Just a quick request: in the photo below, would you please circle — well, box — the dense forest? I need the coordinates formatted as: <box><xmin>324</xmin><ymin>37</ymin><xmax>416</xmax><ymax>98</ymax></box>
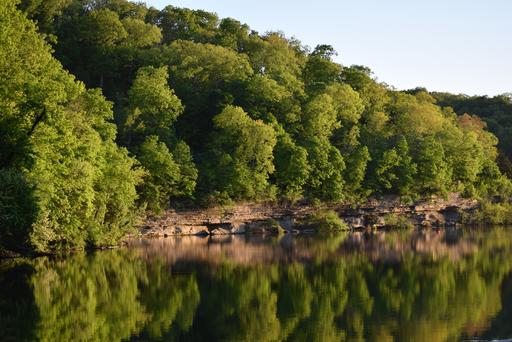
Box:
<box><xmin>430</xmin><ymin>92</ymin><xmax>512</xmax><ymax>177</ymax></box>
<box><xmin>1</xmin><ymin>0</ymin><xmax>511</xmax><ymax>253</ymax></box>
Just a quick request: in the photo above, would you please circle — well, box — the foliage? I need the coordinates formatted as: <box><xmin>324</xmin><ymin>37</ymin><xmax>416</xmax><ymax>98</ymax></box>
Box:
<box><xmin>123</xmin><ymin>65</ymin><xmax>183</xmax><ymax>146</ymax></box>
<box><xmin>0</xmin><ymin>0</ymin><xmax>142</xmax><ymax>253</ymax></box>
<box><xmin>263</xmin><ymin>219</ymin><xmax>286</xmax><ymax>235</ymax></box>
<box><xmin>202</xmin><ymin>105</ymin><xmax>277</xmax><ymax>201</ymax></box>
<box><xmin>0</xmin><ymin>169</ymin><xmax>37</xmax><ymax>252</ymax></box>
<box><xmin>305</xmin><ymin>209</ymin><xmax>349</xmax><ymax>232</ymax></box>
<box><xmin>273</xmin><ymin>129</ymin><xmax>310</xmax><ymax>201</ymax></box>
<box><xmin>430</xmin><ymin>91</ymin><xmax>512</xmax><ymax>175</ymax></box>
<box><xmin>28</xmin><ymin>0</ymin><xmax>508</xmax><ymax>208</ymax></box>
<box><xmin>136</xmin><ymin>136</ymin><xmax>180</xmax><ymax>214</ymax></box>
<box><xmin>463</xmin><ymin>200</ymin><xmax>512</xmax><ymax>225</ymax></box>
<box><xmin>2</xmin><ymin>0</ymin><xmax>511</xmax><ymax>252</ymax></box>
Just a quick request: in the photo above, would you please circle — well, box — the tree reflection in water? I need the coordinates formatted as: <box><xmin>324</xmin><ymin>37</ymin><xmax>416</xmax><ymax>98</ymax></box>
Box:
<box><xmin>1</xmin><ymin>227</ymin><xmax>512</xmax><ymax>342</ymax></box>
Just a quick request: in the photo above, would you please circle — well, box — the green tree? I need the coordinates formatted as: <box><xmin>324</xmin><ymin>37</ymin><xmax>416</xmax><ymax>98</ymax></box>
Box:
<box><xmin>137</xmin><ymin>136</ymin><xmax>181</xmax><ymax>213</ymax></box>
<box><xmin>394</xmin><ymin>136</ymin><xmax>417</xmax><ymax>196</ymax></box>
<box><xmin>0</xmin><ymin>0</ymin><xmax>142</xmax><ymax>253</ymax></box>
<box><xmin>171</xmin><ymin>141</ymin><xmax>198</xmax><ymax>198</ymax></box>
<box><xmin>343</xmin><ymin>146</ymin><xmax>371</xmax><ymax>198</ymax></box>
<box><xmin>158</xmin><ymin>5</ymin><xmax>219</xmax><ymax>44</ymax></box>
<box><xmin>414</xmin><ymin>136</ymin><xmax>451</xmax><ymax>195</ymax></box>
<box><xmin>245</xmin><ymin>32</ymin><xmax>306</xmax><ymax>98</ymax></box>
<box><xmin>215</xmin><ymin>17</ymin><xmax>250</xmax><ymax>51</ymax></box>
<box><xmin>123</xmin><ymin>66</ymin><xmax>184</xmax><ymax>146</ymax></box>
<box><xmin>18</xmin><ymin>0</ymin><xmax>71</xmax><ymax>33</ymax></box>
<box><xmin>273</xmin><ymin>129</ymin><xmax>310</xmax><ymax>200</ymax></box>
<box><xmin>121</xmin><ymin>17</ymin><xmax>161</xmax><ymax>48</ymax></box>
<box><xmin>303</xmin><ymin>44</ymin><xmax>342</xmax><ymax>95</ymax></box>
<box><xmin>203</xmin><ymin>105</ymin><xmax>277</xmax><ymax>201</ymax></box>
<box><xmin>300</xmin><ymin>94</ymin><xmax>346</xmax><ymax>201</ymax></box>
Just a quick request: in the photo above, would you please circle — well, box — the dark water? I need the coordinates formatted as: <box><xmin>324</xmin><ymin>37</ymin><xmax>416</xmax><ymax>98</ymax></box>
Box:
<box><xmin>1</xmin><ymin>228</ymin><xmax>512</xmax><ymax>342</ymax></box>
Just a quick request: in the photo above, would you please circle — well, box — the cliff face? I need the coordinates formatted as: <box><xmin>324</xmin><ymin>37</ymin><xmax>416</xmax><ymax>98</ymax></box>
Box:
<box><xmin>137</xmin><ymin>194</ymin><xmax>479</xmax><ymax>238</ymax></box>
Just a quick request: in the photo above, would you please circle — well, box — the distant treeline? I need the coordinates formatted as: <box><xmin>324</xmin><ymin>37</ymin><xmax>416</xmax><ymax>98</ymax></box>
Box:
<box><xmin>430</xmin><ymin>92</ymin><xmax>512</xmax><ymax>176</ymax></box>
<box><xmin>1</xmin><ymin>0</ymin><xmax>511</xmax><ymax>253</ymax></box>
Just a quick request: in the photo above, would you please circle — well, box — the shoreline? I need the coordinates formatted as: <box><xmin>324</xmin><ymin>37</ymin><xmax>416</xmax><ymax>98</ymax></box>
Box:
<box><xmin>137</xmin><ymin>193</ymin><xmax>479</xmax><ymax>238</ymax></box>
<box><xmin>0</xmin><ymin>194</ymin><xmax>485</xmax><ymax>259</ymax></box>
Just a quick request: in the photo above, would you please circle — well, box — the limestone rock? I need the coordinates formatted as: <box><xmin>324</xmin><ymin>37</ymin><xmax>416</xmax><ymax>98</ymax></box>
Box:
<box><xmin>344</xmin><ymin>216</ymin><xmax>365</xmax><ymax>229</ymax></box>
<box><xmin>229</xmin><ymin>222</ymin><xmax>246</xmax><ymax>234</ymax></box>
<box><xmin>210</xmin><ymin>227</ymin><xmax>231</xmax><ymax>235</ymax></box>
<box><xmin>175</xmin><ymin>225</ymin><xmax>209</xmax><ymax>235</ymax></box>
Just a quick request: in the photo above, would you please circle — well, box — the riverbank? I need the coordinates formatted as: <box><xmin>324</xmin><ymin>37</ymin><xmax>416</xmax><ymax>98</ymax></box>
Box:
<box><xmin>0</xmin><ymin>193</ymin><xmax>482</xmax><ymax>259</ymax></box>
<box><xmin>137</xmin><ymin>193</ymin><xmax>479</xmax><ymax>238</ymax></box>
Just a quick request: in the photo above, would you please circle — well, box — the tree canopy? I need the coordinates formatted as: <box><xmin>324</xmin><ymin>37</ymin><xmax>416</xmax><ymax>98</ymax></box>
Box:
<box><xmin>0</xmin><ymin>0</ymin><xmax>510</xmax><ymax>253</ymax></box>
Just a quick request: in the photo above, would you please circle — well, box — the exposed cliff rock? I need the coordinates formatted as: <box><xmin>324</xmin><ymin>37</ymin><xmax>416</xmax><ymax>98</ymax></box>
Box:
<box><xmin>136</xmin><ymin>193</ymin><xmax>478</xmax><ymax>238</ymax></box>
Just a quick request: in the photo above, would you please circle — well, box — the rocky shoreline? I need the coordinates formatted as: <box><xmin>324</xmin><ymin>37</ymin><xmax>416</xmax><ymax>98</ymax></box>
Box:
<box><xmin>137</xmin><ymin>194</ymin><xmax>479</xmax><ymax>238</ymax></box>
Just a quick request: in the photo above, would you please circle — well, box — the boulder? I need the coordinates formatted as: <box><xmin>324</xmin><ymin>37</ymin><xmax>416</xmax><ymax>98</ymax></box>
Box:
<box><xmin>278</xmin><ymin>216</ymin><xmax>295</xmax><ymax>230</ymax></box>
<box><xmin>228</xmin><ymin>222</ymin><xmax>246</xmax><ymax>234</ymax></box>
<box><xmin>424</xmin><ymin>212</ymin><xmax>445</xmax><ymax>226</ymax></box>
<box><xmin>245</xmin><ymin>222</ymin><xmax>266</xmax><ymax>234</ymax></box>
<box><xmin>175</xmin><ymin>225</ymin><xmax>210</xmax><ymax>235</ymax></box>
<box><xmin>210</xmin><ymin>227</ymin><xmax>231</xmax><ymax>235</ymax></box>
<box><xmin>160</xmin><ymin>227</ymin><xmax>174</xmax><ymax>237</ymax></box>
<box><xmin>191</xmin><ymin>226</ymin><xmax>210</xmax><ymax>236</ymax></box>
<box><xmin>344</xmin><ymin>216</ymin><xmax>365</xmax><ymax>229</ymax></box>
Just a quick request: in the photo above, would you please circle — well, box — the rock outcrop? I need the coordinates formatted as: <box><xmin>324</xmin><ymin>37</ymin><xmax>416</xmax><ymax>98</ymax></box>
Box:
<box><xmin>136</xmin><ymin>193</ymin><xmax>478</xmax><ymax>238</ymax></box>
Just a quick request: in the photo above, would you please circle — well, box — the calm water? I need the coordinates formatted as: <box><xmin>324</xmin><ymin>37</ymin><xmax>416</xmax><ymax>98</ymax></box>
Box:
<box><xmin>1</xmin><ymin>228</ymin><xmax>512</xmax><ymax>342</ymax></box>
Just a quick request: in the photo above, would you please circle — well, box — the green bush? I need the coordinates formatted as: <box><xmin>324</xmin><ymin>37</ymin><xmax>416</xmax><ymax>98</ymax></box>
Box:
<box><xmin>306</xmin><ymin>209</ymin><xmax>349</xmax><ymax>232</ymax></box>
<box><xmin>264</xmin><ymin>219</ymin><xmax>286</xmax><ymax>235</ymax></box>
<box><xmin>464</xmin><ymin>200</ymin><xmax>512</xmax><ymax>225</ymax></box>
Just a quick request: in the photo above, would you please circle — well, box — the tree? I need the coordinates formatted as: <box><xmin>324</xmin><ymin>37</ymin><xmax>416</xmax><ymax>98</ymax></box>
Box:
<box><xmin>121</xmin><ymin>17</ymin><xmax>161</xmax><ymax>48</ymax></box>
<box><xmin>343</xmin><ymin>146</ymin><xmax>371</xmax><ymax>199</ymax></box>
<box><xmin>203</xmin><ymin>106</ymin><xmax>277</xmax><ymax>201</ymax></box>
<box><xmin>245</xmin><ymin>32</ymin><xmax>306</xmax><ymax>98</ymax></box>
<box><xmin>158</xmin><ymin>5</ymin><xmax>219</xmax><ymax>44</ymax></box>
<box><xmin>273</xmin><ymin>129</ymin><xmax>310</xmax><ymax>200</ymax></box>
<box><xmin>215</xmin><ymin>17</ymin><xmax>250</xmax><ymax>51</ymax></box>
<box><xmin>137</xmin><ymin>136</ymin><xmax>181</xmax><ymax>213</ymax></box>
<box><xmin>325</xmin><ymin>83</ymin><xmax>364</xmax><ymax>126</ymax></box>
<box><xmin>413</xmin><ymin>136</ymin><xmax>451</xmax><ymax>195</ymax></box>
<box><xmin>299</xmin><ymin>94</ymin><xmax>346</xmax><ymax>201</ymax></box>
<box><xmin>18</xmin><ymin>0</ymin><xmax>72</xmax><ymax>33</ymax></box>
<box><xmin>123</xmin><ymin>66</ymin><xmax>184</xmax><ymax>146</ymax></box>
<box><xmin>123</xmin><ymin>66</ymin><xmax>197</xmax><ymax>210</ymax></box>
<box><xmin>394</xmin><ymin>136</ymin><xmax>417</xmax><ymax>196</ymax></box>
<box><xmin>81</xmin><ymin>8</ymin><xmax>127</xmax><ymax>47</ymax></box>
<box><xmin>141</xmin><ymin>40</ymin><xmax>254</xmax><ymax>148</ymax></box>
<box><xmin>171</xmin><ymin>141</ymin><xmax>198</xmax><ymax>199</ymax></box>
<box><xmin>303</xmin><ymin>45</ymin><xmax>342</xmax><ymax>95</ymax></box>
<box><xmin>240</xmin><ymin>74</ymin><xmax>300</xmax><ymax>128</ymax></box>
<box><xmin>0</xmin><ymin>0</ymin><xmax>142</xmax><ymax>253</ymax></box>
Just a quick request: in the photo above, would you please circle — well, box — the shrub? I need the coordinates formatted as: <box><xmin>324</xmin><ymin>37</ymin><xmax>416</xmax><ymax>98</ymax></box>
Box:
<box><xmin>264</xmin><ymin>219</ymin><xmax>286</xmax><ymax>235</ymax></box>
<box><xmin>464</xmin><ymin>200</ymin><xmax>512</xmax><ymax>225</ymax></box>
<box><xmin>306</xmin><ymin>209</ymin><xmax>349</xmax><ymax>232</ymax></box>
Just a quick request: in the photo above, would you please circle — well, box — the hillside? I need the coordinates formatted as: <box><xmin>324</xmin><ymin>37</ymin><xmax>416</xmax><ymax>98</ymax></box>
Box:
<box><xmin>1</xmin><ymin>0</ymin><xmax>511</xmax><ymax>253</ymax></box>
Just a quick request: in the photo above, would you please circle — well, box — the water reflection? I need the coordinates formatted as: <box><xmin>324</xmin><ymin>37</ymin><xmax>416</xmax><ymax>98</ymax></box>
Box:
<box><xmin>1</xmin><ymin>228</ymin><xmax>512</xmax><ymax>341</ymax></box>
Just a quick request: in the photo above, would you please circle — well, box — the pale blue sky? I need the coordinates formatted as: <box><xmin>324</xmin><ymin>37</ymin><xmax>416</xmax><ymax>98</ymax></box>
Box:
<box><xmin>144</xmin><ymin>0</ymin><xmax>511</xmax><ymax>96</ymax></box>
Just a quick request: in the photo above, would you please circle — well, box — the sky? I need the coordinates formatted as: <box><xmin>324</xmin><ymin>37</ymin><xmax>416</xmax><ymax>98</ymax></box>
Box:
<box><xmin>144</xmin><ymin>0</ymin><xmax>511</xmax><ymax>96</ymax></box>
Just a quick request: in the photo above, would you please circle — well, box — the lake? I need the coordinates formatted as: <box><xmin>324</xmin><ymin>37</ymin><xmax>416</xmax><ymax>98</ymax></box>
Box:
<box><xmin>1</xmin><ymin>227</ymin><xmax>512</xmax><ymax>341</ymax></box>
